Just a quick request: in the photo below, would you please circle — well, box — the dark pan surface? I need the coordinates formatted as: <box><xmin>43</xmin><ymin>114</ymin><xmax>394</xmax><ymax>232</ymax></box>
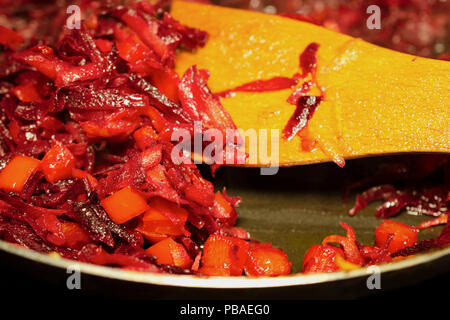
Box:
<box><xmin>0</xmin><ymin>155</ymin><xmax>448</xmax><ymax>299</ymax></box>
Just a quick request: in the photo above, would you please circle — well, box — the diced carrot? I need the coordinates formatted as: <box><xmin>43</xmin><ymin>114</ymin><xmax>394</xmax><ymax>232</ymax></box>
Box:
<box><xmin>198</xmin><ymin>235</ymin><xmax>249</xmax><ymax>276</ymax></box>
<box><xmin>213</xmin><ymin>191</ymin><xmax>233</xmax><ymax>216</ymax></box>
<box><xmin>0</xmin><ymin>155</ymin><xmax>40</xmax><ymax>193</ymax></box>
<box><xmin>146</xmin><ymin>238</ymin><xmax>192</xmax><ymax>268</ymax></box>
<box><xmin>212</xmin><ymin>191</ymin><xmax>237</xmax><ymax>226</ymax></box>
<box><xmin>244</xmin><ymin>244</ymin><xmax>291</xmax><ymax>276</ymax></box>
<box><xmin>375</xmin><ymin>220</ymin><xmax>418</xmax><ymax>255</ymax></box>
<box><xmin>147</xmin><ymin>197</ymin><xmax>189</xmax><ymax>225</ymax></box>
<box><xmin>40</xmin><ymin>141</ymin><xmax>75</xmax><ymax>183</ymax></box>
<box><xmin>61</xmin><ymin>222</ymin><xmax>91</xmax><ymax>249</ymax></box>
<box><xmin>221</xmin><ymin>226</ymin><xmax>250</xmax><ymax>240</ymax></box>
<box><xmin>133</xmin><ymin>126</ymin><xmax>158</xmax><ymax>150</ymax></box>
<box><xmin>141</xmin><ymin>208</ymin><xmax>184</xmax><ymax>236</ymax></box>
<box><xmin>136</xmin><ymin>225</ymin><xmax>169</xmax><ymax>243</ymax></box>
<box><xmin>138</xmin><ymin>197</ymin><xmax>189</xmax><ymax>239</ymax></box>
<box><xmin>302</xmin><ymin>244</ymin><xmax>345</xmax><ymax>273</ymax></box>
<box><xmin>101</xmin><ymin>186</ymin><xmax>148</xmax><ymax>224</ymax></box>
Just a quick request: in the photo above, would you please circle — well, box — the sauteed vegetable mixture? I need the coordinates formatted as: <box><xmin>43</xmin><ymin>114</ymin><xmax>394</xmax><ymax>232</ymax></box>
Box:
<box><xmin>0</xmin><ymin>0</ymin><xmax>448</xmax><ymax>276</ymax></box>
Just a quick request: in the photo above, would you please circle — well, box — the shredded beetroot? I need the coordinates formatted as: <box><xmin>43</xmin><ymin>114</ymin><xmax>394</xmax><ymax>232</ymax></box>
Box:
<box><xmin>215</xmin><ymin>75</ymin><xmax>301</xmax><ymax>98</ymax></box>
<box><xmin>0</xmin><ymin>0</ymin><xmax>261</xmax><ymax>275</ymax></box>
<box><xmin>349</xmin><ymin>185</ymin><xmax>449</xmax><ymax>219</ymax></box>
<box><xmin>287</xmin><ymin>81</ymin><xmax>313</xmax><ymax>105</ymax></box>
<box><xmin>392</xmin><ymin>214</ymin><xmax>450</xmax><ymax>257</ymax></box>
<box><xmin>348</xmin><ymin>155</ymin><xmax>449</xmax><ymax>219</ymax></box>
<box><xmin>214</xmin><ymin>42</ymin><xmax>323</xmax><ymax>148</ymax></box>
<box><xmin>178</xmin><ymin>65</ymin><xmax>238</xmax><ymax>134</ymax></box>
<box><xmin>283</xmin><ymin>96</ymin><xmax>322</xmax><ymax>141</ymax></box>
<box><xmin>299</xmin><ymin>42</ymin><xmax>320</xmax><ymax>77</ymax></box>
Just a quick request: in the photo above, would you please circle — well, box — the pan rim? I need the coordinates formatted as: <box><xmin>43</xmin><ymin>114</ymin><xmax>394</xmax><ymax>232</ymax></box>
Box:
<box><xmin>1</xmin><ymin>239</ymin><xmax>449</xmax><ymax>289</ymax></box>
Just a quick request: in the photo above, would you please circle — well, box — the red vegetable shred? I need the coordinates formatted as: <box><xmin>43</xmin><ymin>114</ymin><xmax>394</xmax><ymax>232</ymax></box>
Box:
<box><xmin>299</xmin><ymin>42</ymin><xmax>320</xmax><ymax>77</ymax></box>
<box><xmin>283</xmin><ymin>96</ymin><xmax>322</xmax><ymax>141</ymax></box>
<box><xmin>215</xmin><ymin>75</ymin><xmax>301</xmax><ymax>98</ymax></box>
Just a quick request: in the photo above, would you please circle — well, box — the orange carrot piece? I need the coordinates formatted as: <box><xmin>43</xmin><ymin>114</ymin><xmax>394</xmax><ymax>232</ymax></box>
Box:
<box><xmin>147</xmin><ymin>197</ymin><xmax>189</xmax><ymax>225</ymax></box>
<box><xmin>138</xmin><ymin>197</ymin><xmax>189</xmax><ymax>239</ymax></box>
<box><xmin>375</xmin><ymin>220</ymin><xmax>418</xmax><ymax>255</ymax></box>
<box><xmin>136</xmin><ymin>225</ymin><xmax>169</xmax><ymax>243</ymax></box>
<box><xmin>0</xmin><ymin>155</ymin><xmax>40</xmax><ymax>193</ymax></box>
<box><xmin>140</xmin><ymin>207</ymin><xmax>185</xmax><ymax>236</ymax></box>
<box><xmin>198</xmin><ymin>234</ymin><xmax>249</xmax><ymax>276</ymax></box>
<box><xmin>302</xmin><ymin>244</ymin><xmax>345</xmax><ymax>273</ymax></box>
<box><xmin>244</xmin><ymin>244</ymin><xmax>291</xmax><ymax>276</ymax></box>
<box><xmin>101</xmin><ymin>186</ymin><xmax>148</xmax><ymax>224</ymax></box>
<box><xmin>146</xmin><ymin>238</ymin><xmax>192</xmax><ymax>268</ymax></box>
<box><xmin>40</xmin><ymin>141</ymin><xmax>75</xmax><ymax>183</ymax></box>
<box><xmin>212</xmin><ymin>191</ymin><xmax>234</xmax><ymax>219</ymax></box>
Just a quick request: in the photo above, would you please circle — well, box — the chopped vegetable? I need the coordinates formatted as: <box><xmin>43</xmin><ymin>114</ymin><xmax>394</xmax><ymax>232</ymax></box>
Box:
<box><xmin>245</xmin><ymin>243</ymin><xmax>291</xmax><ymax>276</ymax></box>
<box><xmin>40</xmin><ymin>142</ymin><xmax>75</xmax><ymax>183</ymax></box>
<box><xmin>146</xmin><ymin>238</ymin><xmax>192</xmax><ymax>268</ymax></box>
<box><xmin>101</xmin><ymin>186</ymin><xmax>148</xmax><ymax>224</ymax></box>
<box><xmin>0</xmin><ymin>155</ymin><xmax>40</xmax><ymax>193</ymax></box>
<box><xmin>215</xmin><ymin>75</ymin><xmax>300</xmax><ymax>98</ymax></box>
<box><xmin>198</xmin><ymin>234</ymin><xmax>249</xmax><ymax>276</ymax></box>
<box><xmin>375</xmin><ymin>220</ymin><xmax>418</xmax><ymax>255</ymax></box>
<box><xmin>416</xmin><ymin>215</ymin><xmax>448</xmax><ymax>230</ymax></box>
<box><xmin>0</xmin><ymin>0</ymin><xmax>447</xmax><ymax>279</ymax></box>
<box><xmin>302</xmin><ymin>244</ymin><xmax>344</xmax><ymax>273</ymax></box>
<box><xmin>138</xmin><ymin>197</ymin><xmax>189</xmax><ymax>240</ymax></box>
<box><xmin>283</xmin><ymin>96</ymin><xmax>322</xmax><ymax>141</ymax></box>
<box><xmin>133</xmin><ymin>126</ymin><xmax>158</xmax><ymax>150</ymax></box>
<box><xmin>212</xmin><ymin>191</ymin><xmax>237</xmax><ymax>226</ymax></box>
<box><xmin>299</xmin><ymin>42</ymin><xmax>320</xmax><ymax>77</ymax></box>
<box><xmin>322</xmin><ymin>222</ymin><xmax>364</xmax><ymax>266</ymax></box>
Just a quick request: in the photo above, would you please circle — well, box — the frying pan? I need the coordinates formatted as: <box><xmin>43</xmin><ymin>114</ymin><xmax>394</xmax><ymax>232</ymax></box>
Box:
<box><xmin>0</xmin><ymin>156</ymin><xmax>448</xmax><ymax>299</ymax></box>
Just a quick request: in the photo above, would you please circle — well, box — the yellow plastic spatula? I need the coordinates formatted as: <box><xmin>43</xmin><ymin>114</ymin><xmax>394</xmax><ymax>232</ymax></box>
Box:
<box><xmin>172</xmin><ymin>1</ymin><xmax>449</xmax><ymax>167</ymax></box>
